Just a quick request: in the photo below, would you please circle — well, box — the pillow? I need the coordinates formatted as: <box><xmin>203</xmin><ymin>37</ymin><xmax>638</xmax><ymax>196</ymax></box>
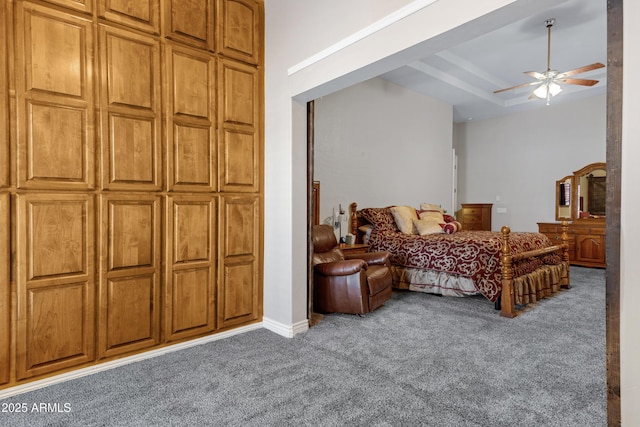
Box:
<box><xmin>418</xmin><ymin>209</ymin><xmax>445</xmax><ymax>224</ymax></box>
<box><xmin>442</xmin><ymin>221</ymin><xmax>462</xmax><ymax>234</ymax></box>
<box><xmin>390</xmin><ymin>205</ymin><xmax>418</xmax><ymax>234</ymax></box>
<box><xmin>359</xmin><ymin>207</ymin><xmax>397</xmax><ymax>232</ymax></box>
<box><xmin>419</xmin><ymin>203</ymin><xmax>444</xmax><ymax>213</ymax></box>
<box><xmin>413</xmin><ymin>218</ymin><xmax>444</xmax><ymax>235</ymax></box>
<box><xmin>443</xmin><ymin>214</ymin><xmax>456</xmax><ymax>223</ymax></box>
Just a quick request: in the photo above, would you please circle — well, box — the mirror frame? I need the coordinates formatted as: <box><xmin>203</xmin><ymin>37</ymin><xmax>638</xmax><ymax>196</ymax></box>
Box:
<box><xmin>572</xmin><ymin>162</ymin><xmax>607</xmax><ymax>221</ymax></box>
<box><xmin>555</xmin><ymin>175</ymin><xmax>574</xmax><ymax>221</ymax></box>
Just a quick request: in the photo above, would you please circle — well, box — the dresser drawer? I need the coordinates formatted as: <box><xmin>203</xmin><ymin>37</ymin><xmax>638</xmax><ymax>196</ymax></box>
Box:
<box><xmin>461</xmin><ymin>207</ymin><xmax>482</xmax><ymax>216</ymax></box>
<box><xmin>538</xmin><ymin>224</ymin><xmax>558</xmax><ymax>234</ymax></box>
<box><xmin>462</xmin><ymin>214</ymin><xmax>481</xmax><ymax>224</ymax></box>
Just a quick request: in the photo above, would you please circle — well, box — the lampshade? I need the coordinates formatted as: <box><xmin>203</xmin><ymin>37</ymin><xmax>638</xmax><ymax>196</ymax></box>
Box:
<box><xmin>533</xmin><ymin>81</ymin><xmax>562</xmax><ymax>99</ymax></box>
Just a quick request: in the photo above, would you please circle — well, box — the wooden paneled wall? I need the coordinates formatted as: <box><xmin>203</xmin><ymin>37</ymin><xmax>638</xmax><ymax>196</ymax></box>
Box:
<box><xmin>0</xmin><ymin>0</ymin><xmax>263</xmax><ymax>388</ymax></box>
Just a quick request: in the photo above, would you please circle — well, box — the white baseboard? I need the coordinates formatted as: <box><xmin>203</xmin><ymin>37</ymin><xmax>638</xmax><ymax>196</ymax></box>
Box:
<box><xmin>262</xmin><ymin>316</ymin><xmax>309</xmax><ymax>338</ymax></box>
<box><xmin>0</xmin><ymin>322</ymin><xmax>263</xmax><ymax>400</ymax></box>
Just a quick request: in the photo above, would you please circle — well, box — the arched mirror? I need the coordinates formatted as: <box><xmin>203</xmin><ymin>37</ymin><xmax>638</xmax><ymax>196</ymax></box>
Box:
<box><xmin>573</xmin><ymin>162</ymin><xmax>606</xmax><ymax>220</ymax></box>
<box><xmin>555</xmin><ymin>175</ymin><xmax>573</xmax><ymax>220</ymax></box>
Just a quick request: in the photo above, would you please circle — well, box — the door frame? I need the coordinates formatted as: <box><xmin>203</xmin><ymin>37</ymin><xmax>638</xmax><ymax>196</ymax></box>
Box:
<box><xmin>306</xmin><ymin>1</ymin><xmax>623</xmax><ymax>424</ymax></box>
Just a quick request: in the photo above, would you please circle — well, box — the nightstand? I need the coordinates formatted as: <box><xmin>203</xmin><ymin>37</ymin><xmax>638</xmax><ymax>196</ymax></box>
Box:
<box><xmin>457</xmin><ymin>203</ymin><xmax>493</xmax><ymax>231</ymax></box>
<box><xmin>340</xmin><ymin>243</ymin><xmax>370</xmax><ymax>256</ymax></box>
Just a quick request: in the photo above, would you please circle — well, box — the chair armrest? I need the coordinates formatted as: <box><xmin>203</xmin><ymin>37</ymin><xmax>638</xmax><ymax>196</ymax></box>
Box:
<box><xmin>345</xmin><ymin>251</ymin><xmax>390</xmax><ymax>266</ymax></box>
<box><xmin>314</xmin><ymin>259</ymin><xmax>367</xmax><ymax>276</ymax></box>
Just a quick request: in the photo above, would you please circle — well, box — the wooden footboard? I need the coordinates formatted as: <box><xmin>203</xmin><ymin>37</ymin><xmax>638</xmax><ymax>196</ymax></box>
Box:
<box><xmin>500</xmin><ymin>223</ymin><xmax>570</xmax><ymax>317</ymax></box>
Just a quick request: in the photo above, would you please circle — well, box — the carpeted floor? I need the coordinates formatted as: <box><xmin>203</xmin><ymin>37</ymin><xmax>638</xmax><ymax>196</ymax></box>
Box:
<box><xmin>0</xmin><ymin>267</ymin><xmax>606</xmax><ymax>426</ymax></box>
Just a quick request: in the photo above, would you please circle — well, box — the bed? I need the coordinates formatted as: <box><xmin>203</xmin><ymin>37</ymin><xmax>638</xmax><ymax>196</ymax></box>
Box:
<box><xmin>349</xmin><ymin>202</ymin><xmax>570</xmax><ymax>317</ymax></box>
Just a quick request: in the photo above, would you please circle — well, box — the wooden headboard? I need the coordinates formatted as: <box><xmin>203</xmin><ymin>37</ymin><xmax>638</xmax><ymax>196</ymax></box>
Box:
<box><xmin>349</xmin><ymin>202</ymin><xmax>371</xmax><ymax>244</ymax></box>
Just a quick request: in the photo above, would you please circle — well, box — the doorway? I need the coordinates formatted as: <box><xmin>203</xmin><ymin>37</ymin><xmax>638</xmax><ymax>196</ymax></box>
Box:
<box><xmin>306</xmin><ymin>1</ymin><xmax>622</xmax><ymax>423</ymax></box>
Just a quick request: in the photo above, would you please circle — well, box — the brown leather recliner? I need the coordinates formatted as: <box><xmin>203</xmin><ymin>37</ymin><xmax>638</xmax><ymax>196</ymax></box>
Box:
<box><xmin>312</xmin><ymin>224</ymin><xmax>392</xmax><ymax>314</ymax></box>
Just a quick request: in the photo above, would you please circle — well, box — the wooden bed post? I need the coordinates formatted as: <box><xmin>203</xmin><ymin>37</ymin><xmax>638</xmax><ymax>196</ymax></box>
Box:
<box><xmin>349</xmin><ymin>202</ymin><xmax>358</xmax><ymax>242</ymax></box>
<box><xmin>561</xmin><ymin>220</ymin><xmax>571</xmax><ymax>288</ymax></box>
<box><xmin>500</xmin><ymin>226</ymin><xmax>517</xmax><ymax>318</ymax></box>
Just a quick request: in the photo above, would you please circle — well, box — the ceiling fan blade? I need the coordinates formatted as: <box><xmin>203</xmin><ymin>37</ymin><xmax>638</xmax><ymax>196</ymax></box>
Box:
<box><xmin>524</xmin><ymin>71</ymin><xmax>545</xmax><ymax>80</ymax></box>
<box><xmin>556</xmin><ymin>78</ymin><xmax>600</xmax><ymax>86</ymax></box>
<box><xmin>493</xmin><ymin>81</ymin><xmax>540</xmax><ymax>94</ymax></box>
<box><xmin>557</xmin><ymin>62</ymin><xmax>605</xmax><ymax>78</ymax></box>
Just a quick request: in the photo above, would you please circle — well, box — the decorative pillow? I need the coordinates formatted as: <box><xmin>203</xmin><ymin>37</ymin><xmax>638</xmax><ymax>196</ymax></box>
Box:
<box><xmin>390</xmin><ymin>205</ymin><xmax>418</xmax><ymax>234</ymax></box>
<box><xmin>418</xmin><ymin>209</ymin><xmax>445</xmax><ymax>224</ymax></box>
<box><xmin>359</xmin><ymin>207</ymin><xmax>397</xmax><ymax>232</ymax></box>
<box><xmin>413</xmin><ymin>218</ymin><xmax>444</xmax><ymax>235</ymax></box>
<box><xmin>442</xmin><ymin>221</ymin><xmax>462</xmax><ymax>234</ymax></box>
<box><xmin>419</xmin><ymin>203</ymin><xmax>444</xmax><ymax>213</ymax></box>
<box><xmin>443</xmin><ymin>214</ymin><xmax>456</xmax><ymax>223</ymax></box>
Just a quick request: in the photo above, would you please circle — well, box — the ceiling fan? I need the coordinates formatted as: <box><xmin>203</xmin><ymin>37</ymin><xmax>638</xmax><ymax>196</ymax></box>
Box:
<box><xmin>494</xmin><ymin>18</ymin><xmax>605</xmax><ymax>105</ymax></box>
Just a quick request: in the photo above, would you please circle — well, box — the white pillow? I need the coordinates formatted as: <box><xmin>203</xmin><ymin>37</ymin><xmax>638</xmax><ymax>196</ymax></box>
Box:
<box><xmin>390</xmin><ymin>205</ymin><xmax>418</xmax><ymax>234</ymax></box>
<box><xmin>419</xmin><ymin>203</ymin><xmax>444</xmax><ymax>213</ymax></box>
<box><xmin>413</xmin><ymin>218</ymin><xmax>443</xmax><ymax>235</ymax></box>
<box><xmin>418</xmin><ymin>209</ymin><xmax>445</xmax><ymax>224</ymax></box>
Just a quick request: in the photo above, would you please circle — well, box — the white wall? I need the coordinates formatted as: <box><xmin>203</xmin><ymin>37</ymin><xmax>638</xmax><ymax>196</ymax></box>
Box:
<box><xmin>455</xmin><ymin>93</ymin><xmax>605</xmax><ymax>231</ymax></box>
<box><xmin>314</xmin><ymin>77</ymin><xmax>453</xmax><ymax>226</ymax></box>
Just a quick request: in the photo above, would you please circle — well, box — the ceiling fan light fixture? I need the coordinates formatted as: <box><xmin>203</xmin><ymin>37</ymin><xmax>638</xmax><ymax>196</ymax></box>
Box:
<box><xmin>549</xmin><ymin>82</ymin><xmax>562</xmax><ymax>96</ymax></box>
<box><xmin>533</xmin><ymin>81</ymin><xmax>562</xmax><ymax>101</ymax></box>
<box><xmin>533</xmin><ymin>84</ymin><xmax>548</xmax><ymax>99</ymax></box>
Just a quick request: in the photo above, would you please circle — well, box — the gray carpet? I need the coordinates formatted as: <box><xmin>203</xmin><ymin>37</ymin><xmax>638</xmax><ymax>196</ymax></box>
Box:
<box><xmin>0</xmin><ymin>267</ymin><xmax>606</xmax><ymax>427</ymax></box>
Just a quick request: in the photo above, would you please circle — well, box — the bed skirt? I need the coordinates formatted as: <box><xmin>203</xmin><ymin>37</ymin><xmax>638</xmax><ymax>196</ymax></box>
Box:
<box><xmin>392</xmin><ymin>262</ymin><xmax>568</xmax><ymax>305</ymax></box>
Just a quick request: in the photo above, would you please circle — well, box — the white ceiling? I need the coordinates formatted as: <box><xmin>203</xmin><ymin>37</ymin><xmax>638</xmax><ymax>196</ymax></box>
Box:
<box><xmin>379</xmin><ymin>0</ymin><xmax>607</xmax><ymax>123</ymax></box>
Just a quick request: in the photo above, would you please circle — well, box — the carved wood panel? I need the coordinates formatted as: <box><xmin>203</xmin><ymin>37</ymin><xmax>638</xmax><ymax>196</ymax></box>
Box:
<box><xmin>39</xmin><ymin>0</ymin><xmax>94</xmax><ymax>15</ymax></box>
<box><xmin>217</xmin><ymin>0</ymin><xmax>261</xmax><ymax>64</ymax></box>
<box><xmin>164</xmin><ymin>0</ymin><xmax>214</xmax><ymax>51</ymax></box>
<box><xmin>166</xmin><ymin>44</ymin><xmax>216</xmax><ymax>192</ymax></box>
<box><xmin>98</xmin><ymin>0</ymin><xmax>160</xmax><ymax>34</ymax></box>
<box><xmin>99</xmin><ymin>25</ymin><xmax>161</xmax><ymax>191</ymax></box>
<box><xmin>219</xmin><ymin>196</ymin><xmax>260</xmax><ymax>327</ymax></box>
<box><xmin>16</xmin><ymin>193</ymin><xmax>95</xmax><ymax>379</ymax></box>
<box><xmin>576</xmin><ymin>234</ymin><xmax>606</xmax><ymax>266</ymax></box>
<box><xmin>98</xmin><ymin>194</ymin><xmax>161</xmax><ymax>358</ymax></box>
<box><xmin>15</xmin><ymin>3</ymin><xmax>95</xmax><ymax>190</ymax></box>
<box><xmin>165</xmin><ymin>195</ymin><xmax>217</xmax><ymax>340</ymax></box>
<box><xmin>0</xmin><ymin>3</ymin><xmax>8</xmax><ymax>189</ymax></box>
<box><xmin>219</xmin><ymin>59</ymin><xmax>259</xmax><ymax>192</ymax></box>
<box><xmin>0</xmin><ymin>193</ymin><xmax>9</xmax><ymax>384</ymax></box>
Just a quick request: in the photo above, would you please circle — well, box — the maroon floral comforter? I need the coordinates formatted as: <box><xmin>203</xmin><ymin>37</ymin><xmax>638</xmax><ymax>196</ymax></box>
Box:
<box><xmin>368</xmin><ymin>228</ymin><xmax>561</xmax><ymax>302</ymax></box>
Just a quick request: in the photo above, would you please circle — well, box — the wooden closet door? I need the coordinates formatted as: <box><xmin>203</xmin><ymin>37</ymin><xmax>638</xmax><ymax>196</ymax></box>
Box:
<box><xmin>98</xmin><ymin>194</ymin><xmax>161</xmax><ymax>358</ymax></box>
<box><xmin>99</xmin><ymin>24</ymin><xmax>162</xmax><ymax>192</ymax></box>
<box><xmin>38</xmin><ymin>0</ymin><xmax>93</xmax><ymax>14</ymax></box>
<box><xmin>0</xmin><ymin>0</ymin><xmax>8</xmax><ymax>190</ymax></box>
<box><xmin>14</xmin><ymin>2</ymin><xmax>96</xmax><ymax>191</ymax></box>
<box><xmin>219</xmin><ymin>195</ymin><xmax>260</xmax><ymax>328</ymax></box>
<box><xmin>0</xmin><ymin>193</ymin><xmax>9</xmax><ymax>385</ymax></box>
<box><xmin>166</xmin><ymin>44</ymin><xmax>217</xmax><ymax>192</ymax></box>
<box><xmin>97</xmin><ymin>0</ymin><xmax>160</xmax><ymax>34</ymax></box>
<box><xmin>16</xmin><ymin>194</ymin><xmax>96</xmax><ymax>380</ymax></box>
<box><xmin>164</xmin><ymin>0</ymin><xmax>215</xmax><ymax>51</ymax></box>
<box><xmin>218</xmin><ymin>58</ymin><xmax>260</xmax><ymax>193</ymax></box>
<box><xmin>165</xmin><ymin>195</ymin><xmax>217</xmax><ymax>341</ymax></box>
<box><xmin>217</xmin><ymin>0</ymin><xmax>262</xmax><ymax>64</ymax></box>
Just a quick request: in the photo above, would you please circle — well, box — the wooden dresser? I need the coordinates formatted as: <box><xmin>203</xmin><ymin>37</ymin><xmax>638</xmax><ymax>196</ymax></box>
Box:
<box><xmin>537</xmin><ymin>222</ymin><xmax>606</xmax><ymax>268</ymax></box>
<box><xmin>458</xmin><ymin>203</ymin><xmax>493</xmax><ymax>231</ymax></box>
